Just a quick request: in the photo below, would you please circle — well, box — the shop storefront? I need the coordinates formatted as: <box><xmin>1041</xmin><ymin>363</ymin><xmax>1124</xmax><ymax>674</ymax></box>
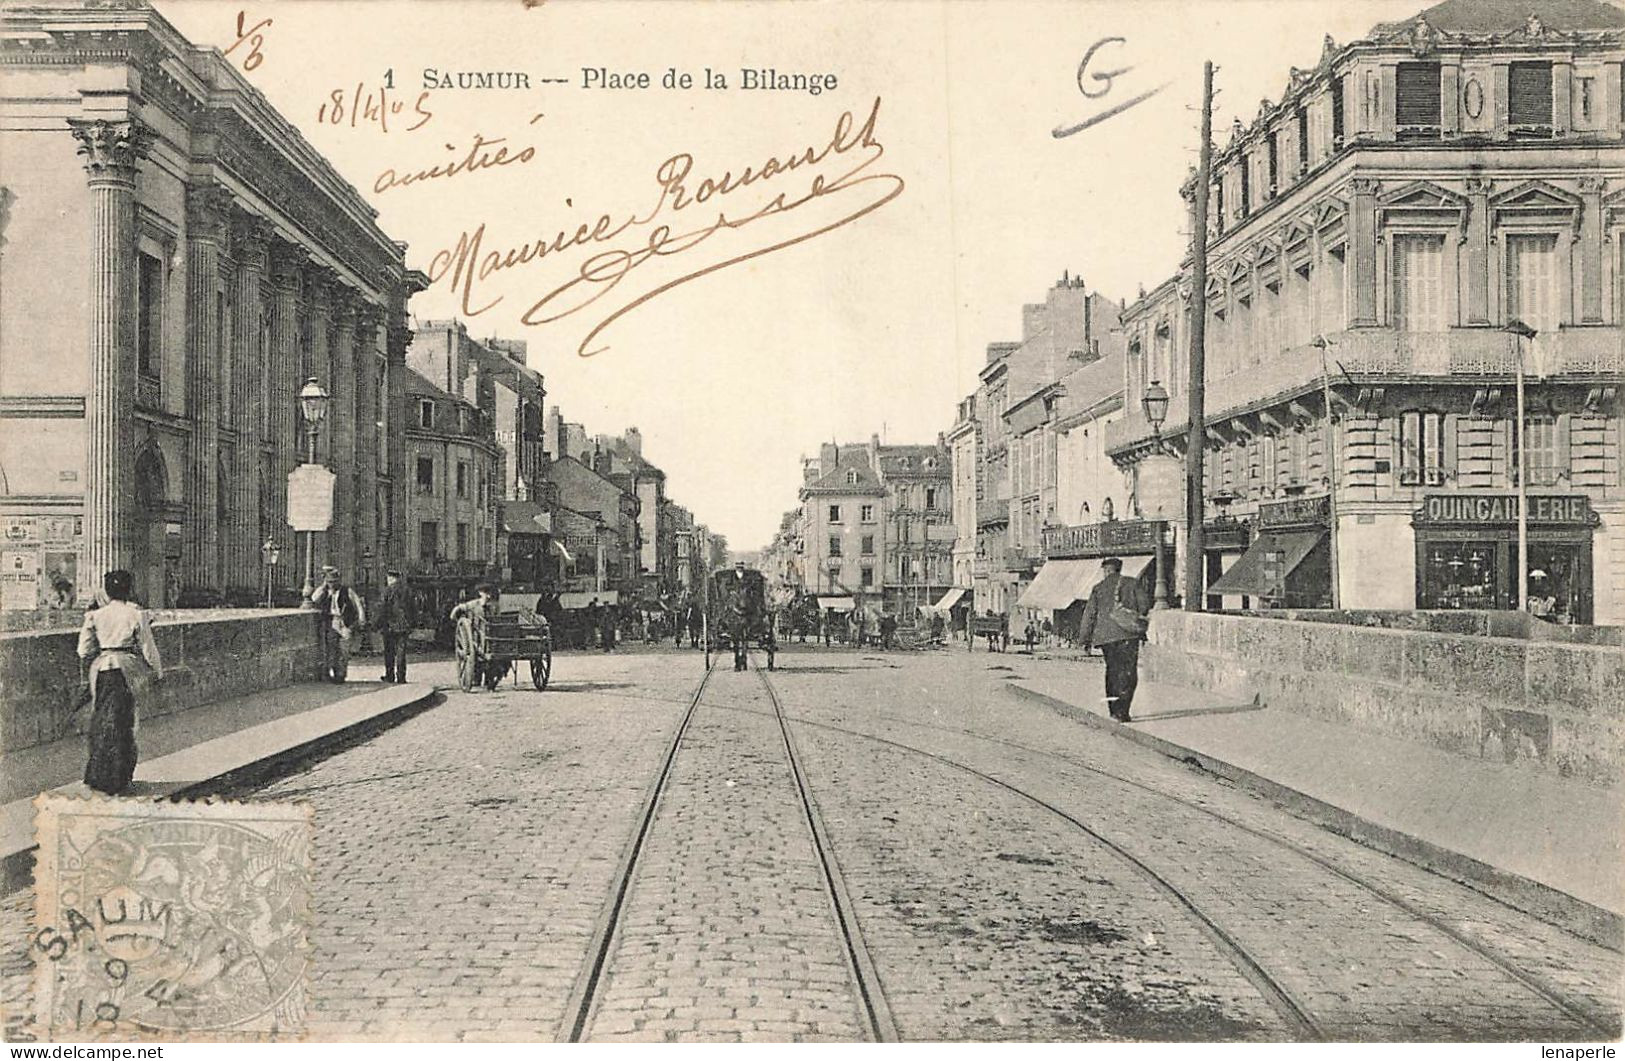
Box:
<box><xmin>1202</xmin><ymin>518</ymin><xmax>1253</xmax><ymax>611</ymax></box>
<box><xmin>1413</xmin><ymin>494</ymin><xmax>1597</xmax><ymax>624</ymax></box>
<box><xmin>1023</xmin><ymin>519</ymin><xmax>1170</xmax><ymax>640</ymax></box>
<box><xmin>1208</xmin><ymin>495</ymin><xmax>1332</xmax><ymax>609</ymax></box>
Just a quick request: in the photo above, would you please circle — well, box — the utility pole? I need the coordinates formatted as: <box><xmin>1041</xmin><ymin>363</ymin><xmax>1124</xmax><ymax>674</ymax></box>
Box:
<box><xmin>1184</xmin><ymin>60</ymin><xmax>1213</xmax><ymax>611</ymax></box>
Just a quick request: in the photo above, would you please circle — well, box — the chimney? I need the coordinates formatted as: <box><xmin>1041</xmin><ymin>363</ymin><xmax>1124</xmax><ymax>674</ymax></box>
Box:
<box><xmin>819</xmin><ymin>442</ymin><xmax>838</xmax><ymax>476</ymax></box>
<box><xmin>624</xmin><ymin>426</ymin><xmax>643</xmax><ymax>457</ymax></box>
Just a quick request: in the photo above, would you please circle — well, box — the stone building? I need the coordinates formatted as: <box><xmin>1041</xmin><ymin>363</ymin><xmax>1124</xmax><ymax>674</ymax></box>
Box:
<box><xmin>0</xmin><ymin>0</ymin><xmax>423</xmax><ymax>609</ymax></box>
<box><xmin>402</xmin><ymin>369</ymin><xmax>501</xmax><ymax>579</ymax></box>
<box><xmin>1112</xmin><ymin>0</ymin><xmax>1625</xmax><ymax>622</ymax></box>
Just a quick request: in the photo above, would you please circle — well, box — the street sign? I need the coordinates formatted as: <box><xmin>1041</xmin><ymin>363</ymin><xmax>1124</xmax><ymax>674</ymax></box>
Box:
<box><xmin>287</xmin><ymin>465</ymin><xmax>335</xmax><ymax>531</ymax></box>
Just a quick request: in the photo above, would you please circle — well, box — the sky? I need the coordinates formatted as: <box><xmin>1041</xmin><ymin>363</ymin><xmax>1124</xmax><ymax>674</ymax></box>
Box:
<box><xmin>158</xmin><ymin>0</ymin><xmax>1427</xmax><ymax>549</ymax></box>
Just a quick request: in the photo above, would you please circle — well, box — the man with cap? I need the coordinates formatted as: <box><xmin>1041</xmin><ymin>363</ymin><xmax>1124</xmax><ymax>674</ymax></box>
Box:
<box><xmin>1078</xmin><ymin>556</ymin><xmax>1151</xmax><ymax>722</ymax></box>
<box><xmin>378</xmin><ymin>568</ymin><xmax>415</xmax><ymax>683</ymax></box>
<box><xmin>310</xmin><ymin>566</ymin><xmax>366</xmax><ymax>683</ymax></box>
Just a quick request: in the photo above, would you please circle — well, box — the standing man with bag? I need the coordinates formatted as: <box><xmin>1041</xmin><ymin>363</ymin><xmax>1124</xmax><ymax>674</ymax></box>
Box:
<box><xmin>1077</xmin><ymin>557</ymin><xmax>1151</xmax><ymax>722</ymax></box>
<box><xmin>311</xmin><ymin>566</ymin><xmax>366</xmax><ymax>683</ymax></box>
<box><xmin>378</xmin><ymin>569</ymin><xmax>415</xmax><ymax>683</ymax></box>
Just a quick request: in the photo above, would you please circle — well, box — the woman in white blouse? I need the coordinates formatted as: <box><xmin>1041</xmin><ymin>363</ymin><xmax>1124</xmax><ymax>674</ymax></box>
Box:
<box><xmin>76</xmin><ymin>569</ymin><xmax>163</xmax><ymax>794</ymax></box>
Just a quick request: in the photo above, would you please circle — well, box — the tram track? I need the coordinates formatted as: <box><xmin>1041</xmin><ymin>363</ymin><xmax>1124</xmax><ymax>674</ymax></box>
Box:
<box><xmin>755</xmin><ymin>668</ymin><xmax>1618</xmax><ymax>1040</ymax></box>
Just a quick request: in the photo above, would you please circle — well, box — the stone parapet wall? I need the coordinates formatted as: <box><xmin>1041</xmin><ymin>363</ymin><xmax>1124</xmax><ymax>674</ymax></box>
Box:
<box><xmin>0</xmin><ymin>610</ymin><xmax>321</xmax><ymax>752</ymax></box>
<box><xmin>1142</xmin><ymin>610</ymin><xmax>1625</xmax><ymax>787</ymax></box>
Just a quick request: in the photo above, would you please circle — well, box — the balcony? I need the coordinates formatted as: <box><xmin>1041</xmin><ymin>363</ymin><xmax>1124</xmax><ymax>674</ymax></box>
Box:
<box><xmin>1108</xmin><ymin>326</ymin><xmax>1622</xmax><ymax>455</ymax></box>
<box><xmin>975</xmin><ymin>498</ymin><xmax>1009</xmax><ymax>527</ymax></box>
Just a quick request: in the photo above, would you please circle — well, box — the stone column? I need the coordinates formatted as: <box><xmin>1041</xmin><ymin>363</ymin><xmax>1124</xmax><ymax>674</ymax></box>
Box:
<box><xmin>1580</xmin><ymin>175</ymin><xmax>1605</xmax><ymax>324</ymax></box>
<box><xmin>354</xmin><ymin>305</ymin><xmax>383</xmax><ymax>588</ymax></box>
<box><xmin>226</xmin><ymin>211</ymin><xmax>270</xmax><ymax>595</ymax></box>
<box><xmin>386</xmin><ymin>320</ymin><xmax>413</xmax><ymax>570</ymax></box>
<box><xmin>1464</xmin><ymin>176</ymin><xmax>1492</xmax><ymax>325</ymax></box>
<box><xmin>1348</xmin><ymin>177</ymin><xmax>1380</xmax><ymax>327</ymax></box>
<box><xmin>69</xmin><ymin>118</ymin><xmax>155</xmax><ymax>602</ymax></box>
<box><xmin>328</xmin><ymin>288</ymin><xmax>357</xmax><ymax>577</ymax></box>
<box><xmin>180</xmin><ymin>182</ymin><xmax>231</xmax><ymax>594</ymax></box>
<box><xmin>266</xmin><ymin>239</ymin><xmax>304</xmax><ymax>594</ymax></box>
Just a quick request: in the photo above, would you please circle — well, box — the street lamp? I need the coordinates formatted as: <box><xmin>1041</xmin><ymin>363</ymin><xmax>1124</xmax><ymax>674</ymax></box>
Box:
<box><xmin>297</xmin><ymin>376</ymin><xmax>330</xmax><ymax>604</ymax></box>
<box><xmin>1141</xmin><ymin>380</ymin><xmax>1171</xmax><ymax>609</ymax></box>
<box><xmin>1504</xmin><ymin>319</ymin><xmax>1537</xmax><ymax>615</ymax></box>
<box><xmin>261</xmin><ymin>538</ymin><xmax>282</xmax><ymax>607</ymax></box>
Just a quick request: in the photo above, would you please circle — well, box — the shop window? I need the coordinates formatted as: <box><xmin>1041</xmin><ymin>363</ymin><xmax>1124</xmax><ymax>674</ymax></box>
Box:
<box><xmin>415</xmin><ymin>455</ymin><xmax>434</xmax><ymax>494</ymax></box>
<box><xmin>1513</xmin><ymin>416</ymin><xmax>1563</xmax><ymax>486</ymax></box>
<box><xmin>1506</xmin><ymin>233</ymin><xmax>1559</xmax><ymax>333</ymax></box>
<box><xmin>1397</xmin><ymin>411</ymin><xmax>1446</xmax><ymax>484</ymax></box>
<box><xmin>1508</xmin><ymin>62</ymin><xmax>1554</xmax><ymax>134</ymax></box>
<box><xmin>137</xmin><ymin>252</ymin><xmax>163</xmax><ymax>380</ymax></box>
<box><xmin>1423</xmin><ymin>542</ymin><xmax>1496</xmax><ymax>609</ymax></box>
<box><xmin>1395</xmin><ymin>62</ymin><xmax>1442</xmax><ymax>137</ymax></box>
<box><xmin>1392</xmin><ymin>234</ymin><xmax>1446</xmax><ymax>332</ymax></box>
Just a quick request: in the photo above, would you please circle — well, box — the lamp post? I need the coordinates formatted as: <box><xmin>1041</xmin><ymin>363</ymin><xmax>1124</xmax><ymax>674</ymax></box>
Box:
<box><xmin>297</xmin><ymin>377</ymin><xmax>330</xmax><ymax>604</ymax></box>
<box><xmin>1142</xmin><ymin>380</ymin><xmax>1172</xmax><ymax>609</ymax></box>
<box><xmin>1309</xmin><ymin>335</ymin><xmax>1342</xmax><ymax>609</ymax></box>
<box><xmin>1505</xmin><ymin>319</ymin><xmax>1536</xmax><ymax>614</ymax></box>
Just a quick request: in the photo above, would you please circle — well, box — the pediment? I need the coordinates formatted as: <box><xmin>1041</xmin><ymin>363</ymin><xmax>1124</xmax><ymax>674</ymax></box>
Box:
<box><xmin>1490</xmin><ymin>179</ymin><xmax>1583</xmax><ymax>212</ymax></box>
<box><xmin>1378</xmin><ymin>180</ymin><xmax>1468</xmax><ymax>211</ymax></box>
<box><xmin>1311</xmin><ymin>196</ymin><xmax>1347</xmax><ymax>231</ymax></box>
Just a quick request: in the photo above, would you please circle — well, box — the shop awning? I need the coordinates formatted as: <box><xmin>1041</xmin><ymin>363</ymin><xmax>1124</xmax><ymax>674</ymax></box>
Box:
<box><xmin>557</xmin><ymin>590</ymin><xmax>619</xmax><ymax>609</ymax></box>
<box><xmin>1209</xmin><ymin>531</ymin><xmax>1324</xmax><ymax>597</ymax></box>
<box><xmin>817</xmin><ymin>596</ymin><xmax>855</xmax><ymax>612</ymax></box>
<box><xmin>1015</xmin><ymin>560</ymin><xmax>1099</xmax><ymax>611</ymax></box>
<box><xmin>929</xmin><ymin>586</ymin><xmax>969</xmax><ymax>613</ymax></box>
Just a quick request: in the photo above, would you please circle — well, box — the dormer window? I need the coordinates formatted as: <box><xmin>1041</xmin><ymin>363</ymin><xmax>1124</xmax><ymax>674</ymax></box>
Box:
<box><xmin>418</xmin><ymin>399</ymin><xmax>435</xmax><ymax>429</ymax></box>
<box><xmin>1395</xmin><ymin>62</ymin><xmax>1442</xmax><ymax>139</ymax></box>
<box><xmin>845</xmin><ymin>470</ymin><xmax>859</xmax><ymax>485</ymax></box>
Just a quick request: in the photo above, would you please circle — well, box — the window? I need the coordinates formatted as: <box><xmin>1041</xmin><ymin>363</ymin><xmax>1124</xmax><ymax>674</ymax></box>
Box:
<box><xmin>1506</xmin><ymin>233</ymin><xmax>1559</xmax><ymax>333</ymax></box>
<box><xmin>419</xmin><ymin>400</ymin><xmax>435</xmax><ymax>429</ymax></box>
<box><xmin>1395</xmin><ymin>62</ymin><xmax>1442</xmax><ymax>136</ymax></box>
<box><xmin>459</xmin><ymin>406</ymin><xmax>471</xmax><ymax>433</ymax></box>
<box><xmin>828</xmin><ymin>504</ymin><xmax>842</xmax><ymax>522</ymax></box>
<box><xmin>1238</xmin><ymin>160</ymin><xmax>1251</xmax><ymax>218</ymax></box>
<box><xmin>1392</xmin><ymin>234</ymin><xmax>1446</xmax><ymax>332</ymax></box>
<box><xmin>1397</xmin><ymin>411</ymin><xmax>1446</xmax><ymax>481</ymax></box>
<box><xmin>419</xmin><ymin>521</ymin><xmax>439</xmax><ymax>563</ymax></box>
<box><xmin>924</xmin><ymin>487</ymin><xmax>937</xmax><ymax>510</ymax></box>
<box><xmin>861</xmin><ymin>534</ymin><xmax>874</xmax><ymax>556</ymax></box>
<box><xmin>1508</xmin><ymin>61</ymin><xmax>1554</xmax><ymax>131</ymax></box>
<box><xmin>1267</xmin><ymin>132</ymin><xmax>1279</xmax><ymax>195</ymax></box>
<box><xmin>456</xmin><ymin>461</ymin><xmax>469</xmax><ymax>498</ymax></box>
<box><xmin>137</xmin><ymin>253</ymin><xmax>163</xmax><ymax>379</ymax></box>
<box><xmin>845</xmin><ymin>470</ymin><xmax>858</xmax><ymax>484</ymax></box>
<box><xmin>828</xmin><ymin>535</ymin><xmax>842</xmax><ymax>557</ymax></box>
<box><xmin>860</xmin><ymin>566</ymin><xmax>873</xmax><ymax>588</ymax></box>
<box><xmin>1295</xmin><ymin>106</ymin><xmax>1309</xmax><ymax>170</ymax></box>
<box><xmin>1215</xmin><ymin>176</ymin><xmax>1225</xmax><ymax>235</ymax></box>
<box><xmin>416</xmin><ymin>455</ymin><xmax>434</xmax><ymax>494</ymax></box>
<box><xmin>1331</xmin><ymin>75</ymin><xmax>1346</xmax><ymax>146</ymax></box>
<box><xmin>860</xmin><ymin>503</ymin><xmax>874</xmax><ymax>522</ymax></box>
<box><xmin>456</xmin><ymin>522</ymin><xmax>468</xmax><ymax>560</ymax></box>
<box><xmin>1515</xmin><ymin>416</ymin><xmax>1562</xmax><ymax>486</ymax></box>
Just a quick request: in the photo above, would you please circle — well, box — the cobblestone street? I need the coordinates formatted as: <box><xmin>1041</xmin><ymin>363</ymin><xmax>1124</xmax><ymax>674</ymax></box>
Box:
<box><xmin>4</xmin><ymin>645</ymin><xmax>1620</xmax><ymax>1042</ymax></box>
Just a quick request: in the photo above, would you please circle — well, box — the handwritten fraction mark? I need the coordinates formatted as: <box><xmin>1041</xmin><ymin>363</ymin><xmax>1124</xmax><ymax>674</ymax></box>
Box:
<box><xmin>1053</xmin><ymin>35</ymin><xmax>1167</xmax><ymax>138</ymax></box>
<box><xmin>530</xmin><ymin>112</ymin><xmax>546</xmax><ymax>124</ymax></box>
<box><xmin>224</xmin><ymin>10</ymin><xmax>272</xmax><ymax>71</ymax></box>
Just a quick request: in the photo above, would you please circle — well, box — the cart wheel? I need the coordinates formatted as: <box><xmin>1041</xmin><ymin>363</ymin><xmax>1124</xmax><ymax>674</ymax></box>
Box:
<box><xmin>531</xmin><ymin>648</ymin><xmax>552</xmax><ymax>690</ymax></box>
<box><xmin>454</xmin><ymin>619</ymin><xmax>476</xmax><ymax>693</ymax></box>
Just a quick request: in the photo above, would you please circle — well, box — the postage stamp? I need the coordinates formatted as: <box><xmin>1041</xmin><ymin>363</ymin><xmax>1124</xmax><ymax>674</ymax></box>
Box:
<box><xmin>31</xmin><ymin>794</ymin><xmax>311</xmax><ymax>1039</ymax></box>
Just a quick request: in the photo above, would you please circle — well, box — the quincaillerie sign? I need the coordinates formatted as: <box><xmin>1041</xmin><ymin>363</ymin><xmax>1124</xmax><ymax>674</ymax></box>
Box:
<box><xmin>1416</xmin><ymin>494</ymin><xmax>1595</xmax><ymax>525</ymax></box>
<box><xmin>1042</xmin><ymin>519</ymin><xmax>1164</xmax><ymax>558</ymax></box>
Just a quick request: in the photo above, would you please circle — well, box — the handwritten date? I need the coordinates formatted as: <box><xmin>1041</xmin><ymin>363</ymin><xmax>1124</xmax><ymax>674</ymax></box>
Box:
<box><xmin>318</xmin><ymin>83</ymin><xmax>434</xmax><ymax>134</ymax></box>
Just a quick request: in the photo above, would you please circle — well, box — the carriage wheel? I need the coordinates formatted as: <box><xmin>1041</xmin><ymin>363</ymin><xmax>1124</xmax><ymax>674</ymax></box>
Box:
<box><xmin>454</xmin><ymin>619</ymin><xmax>476</xmax><ymax>693</ymax></box>
<box><xmin>531</xmin><ymin>647</ymin><xmax>552</xmax><ymax>691</ymax></box>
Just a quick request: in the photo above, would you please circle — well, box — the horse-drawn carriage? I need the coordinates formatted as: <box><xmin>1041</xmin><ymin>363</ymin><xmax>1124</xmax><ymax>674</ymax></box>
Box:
<box><xmin>453</xmin><ymin>603</ymin><xmax>554</xmax><ymax>692</ymax></box>
<box><xmin>706</xmin><ymin>565</ymin><xmax>777</xmax><ymax>671</ymax></box>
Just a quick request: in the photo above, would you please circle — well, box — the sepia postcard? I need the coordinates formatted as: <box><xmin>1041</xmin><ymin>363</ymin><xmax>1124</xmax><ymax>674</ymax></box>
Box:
<box><xmin>0</xmin><ymin>0</ymin><xmax>1622</xmax><ymax>1049</ymax></box>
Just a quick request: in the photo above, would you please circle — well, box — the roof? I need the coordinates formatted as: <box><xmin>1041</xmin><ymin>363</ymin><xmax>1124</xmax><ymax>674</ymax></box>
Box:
<box><xmin>800</xmin><ymin>448</ymin><xmax>885</xmax><ymax>497</ymax></box>
<box><xmin>499</xmin><ymin>500</ymin><xmax>553</xmax><ymax>535</ymax></box>
<box><xmin>1372</xmin><ymin>0</ymin><xmax>1625</xmax><ymax>35</ymax></box>
<box><xmin>404</xmin><ymin>368</ymin><xmax>462</xmax><ymax>403</ymax></box>
<box><xmin>875</xmin><ymin>445</ymin><xmax>948</xmax><ymax>477</ymax></box>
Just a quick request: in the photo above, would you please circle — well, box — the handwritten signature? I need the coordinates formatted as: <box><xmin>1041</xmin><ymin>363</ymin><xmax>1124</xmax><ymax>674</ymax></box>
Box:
<box><xmin>223</xmin><ymin>10</ymin><xmax>271</xmax><ymax>72</ymax></box>
<box><xmin>424</xmin><ymin>97</ymin><xmax>904</xmax><ymax>358</ymax></box>
<box><xmin>1053</xmin><ymin>37</ymin><xmax>1168</xmax><ymax>138</ymax></box>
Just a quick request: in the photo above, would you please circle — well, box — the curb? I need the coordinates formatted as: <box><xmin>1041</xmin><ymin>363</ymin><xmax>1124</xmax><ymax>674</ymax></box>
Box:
<box><xmin>1006</xmin><ymin>681</ymin><xmax>1625</xmax><ymax>952</ymax></box>
<box><xmin>2</xmin><ymin>684</ymin><xmax>441</xmax><ymax>895</ymax></box>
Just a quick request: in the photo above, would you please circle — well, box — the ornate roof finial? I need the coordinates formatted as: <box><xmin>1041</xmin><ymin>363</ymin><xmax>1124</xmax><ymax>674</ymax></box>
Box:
<box><xmin>1409</xmin><ymin>15</ymin><xmax>1436</xmax><ymax>57</ymax></box>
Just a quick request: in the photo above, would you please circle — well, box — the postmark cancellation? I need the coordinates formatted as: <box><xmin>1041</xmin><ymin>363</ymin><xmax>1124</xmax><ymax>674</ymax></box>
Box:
<box><xmin>31</xmin><ymin>794</ymin><xmax>312</xmax><ymax>1039</ymax></box>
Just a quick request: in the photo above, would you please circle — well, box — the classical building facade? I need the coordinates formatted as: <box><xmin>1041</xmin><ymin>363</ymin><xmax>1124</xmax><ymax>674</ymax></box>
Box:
<box><xmin>0</xmin><ymin>0</ymin><xmax>423</xmax><ymax>609</ymax></box>
<box><xmin>1112</xmin><ymin>0</ymin><xmax>1625</xmax><ymax>623</ymax></box>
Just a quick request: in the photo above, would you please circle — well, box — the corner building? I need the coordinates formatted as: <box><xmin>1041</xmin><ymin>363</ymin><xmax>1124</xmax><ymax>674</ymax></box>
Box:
<box><xmin>1113</xmin><ymin>0</ymin><xmax>1625</xmax><ymax>623</ymax></box>
<box><xmin>0</xmin><ymin>0</ymin><xmax>424</xmax><ymax>608</ymax></box>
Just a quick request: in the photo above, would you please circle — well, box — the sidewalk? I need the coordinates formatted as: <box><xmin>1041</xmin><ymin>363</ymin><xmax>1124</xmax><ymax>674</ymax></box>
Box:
<box><xmin>3</xmin><ymin>678</ymin><xmax>437</xmax><ymax>890</ymax></box>
<box><xmin>1000</xmin><ymin>652</ymin><xmax>1624</xmax><ymax>945</ymax></box>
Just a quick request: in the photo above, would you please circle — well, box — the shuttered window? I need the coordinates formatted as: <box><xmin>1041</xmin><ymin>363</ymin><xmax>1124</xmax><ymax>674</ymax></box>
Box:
<box><xmin>1267</xmin><ymin>132</ymin><xmax>1280</xmax><ymax>193</ymax></box>
<box><xmin>1506</xmin><ymin>233</ymin><xmax>1559</xmax><ymax>333</ymax></box>
<box><xmin>1508</xmin><ymin>62</ymin><xmax>1554</xmax><ymax>130</ymax></box>
<box><xmin>1395</xmin><ymin>62</ymin><xmax>1442</xmax><ymax>134</ymax></box>
<box><xmin>1393</xmin><ymin>234</ymin><xmax>1446</xmax><ymax>332</ymax></box>
<box><xmin>1295</xmin><ymin>106</ymin><xmax>1309</xmax><ymax>169</ymax></box>
<box><xmin>1331</xmin><ymin>76</ymin><xmax>1345</xmax><ymax>145</ymax></box>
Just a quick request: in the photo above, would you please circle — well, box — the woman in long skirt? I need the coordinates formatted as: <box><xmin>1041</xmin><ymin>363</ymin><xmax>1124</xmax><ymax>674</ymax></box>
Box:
<box><xmin>77</xmin><ymin>569</ymin><xmax>163</xmax><ymax>795</ymax></box>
